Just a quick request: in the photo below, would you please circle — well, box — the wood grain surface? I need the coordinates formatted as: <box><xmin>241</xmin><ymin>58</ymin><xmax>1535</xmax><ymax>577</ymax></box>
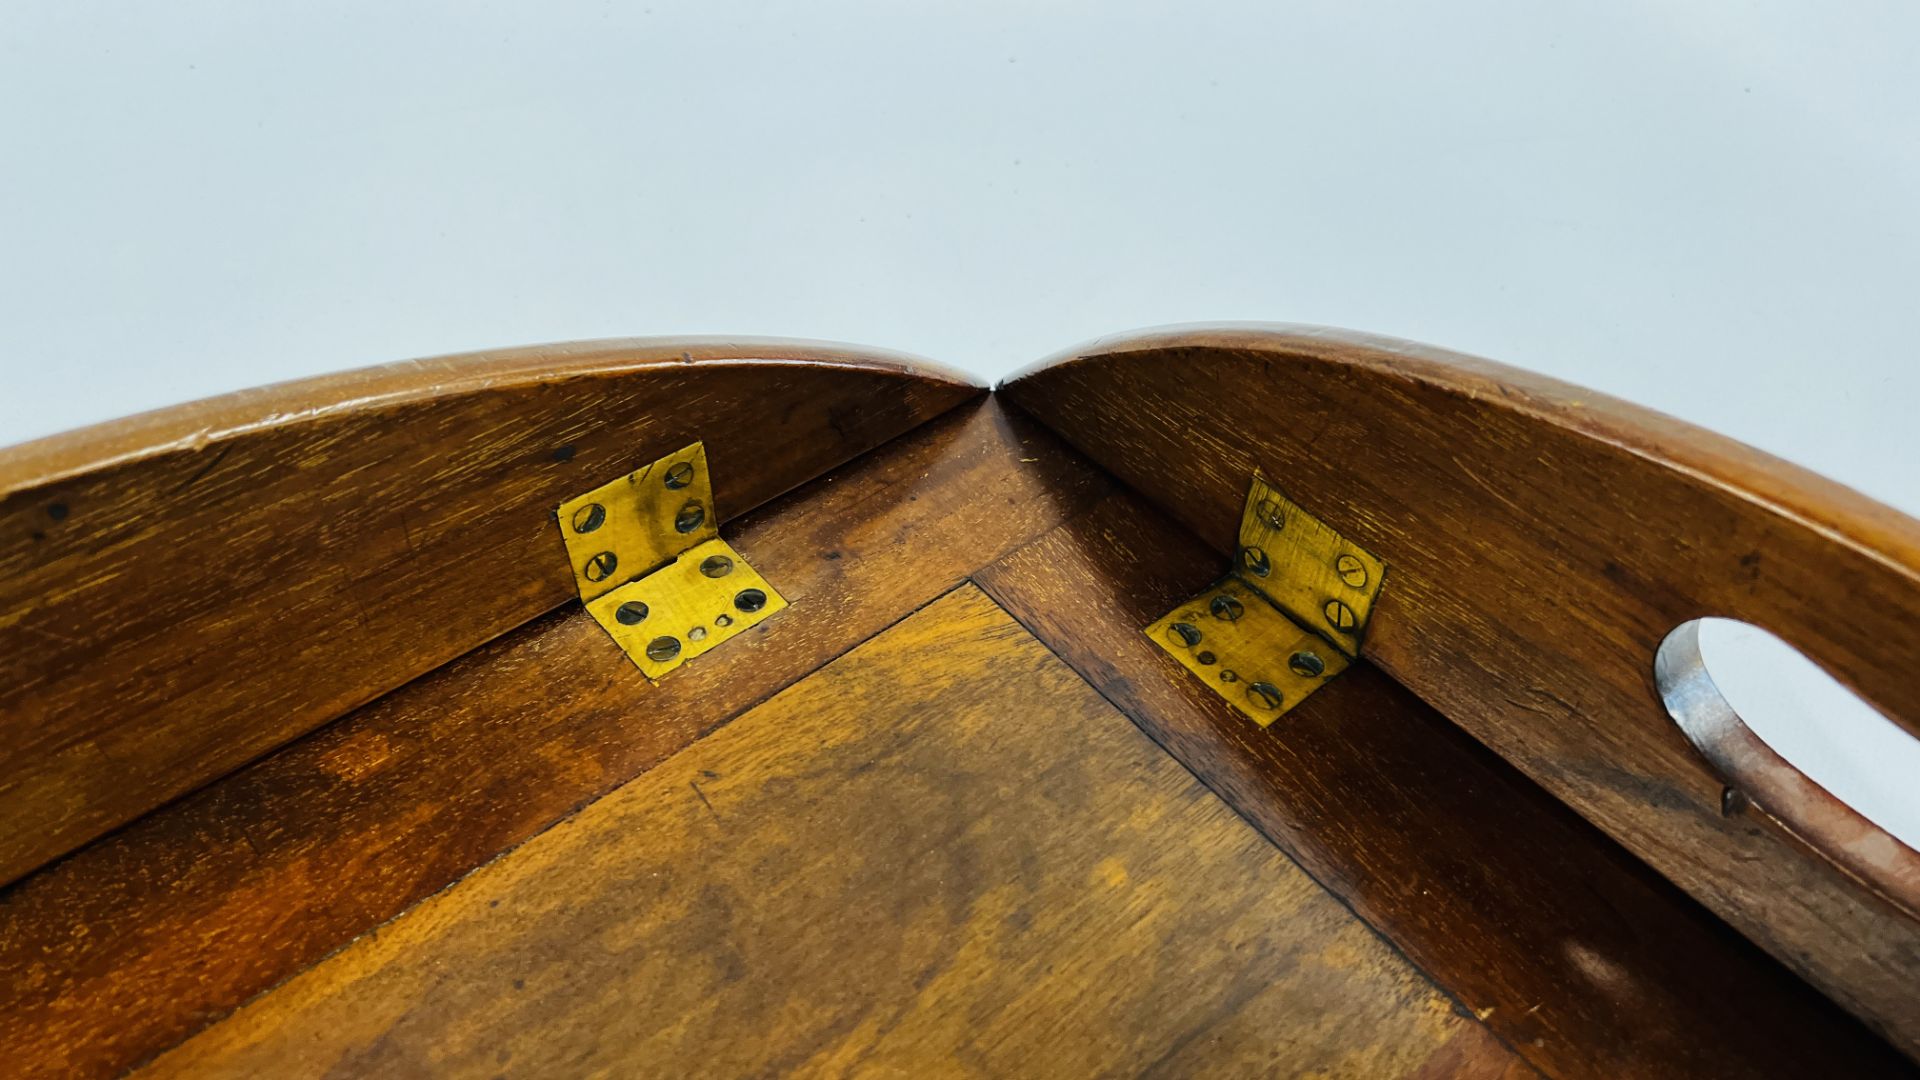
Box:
<box><xmin>1000</xmin><ymin>323</ymin><xmax>1920</xmax><ymax>1056</ymax></box>
<box><xmin>0</xmin><ymin>338</ymin><xmax>977</xmax><ymax>886</ymax></box>
<box><xmin>976</xmin><ymin>490</ymin><xmax>1915</xmax><ymax>1079</ymax></box>
<box><xmin>0</xmin><ymin>401</ymin><xmax>1108</xmax><ymax>1080</ymax></box>
<box><xmin>138</xmin><ymin>586</ymin><xmax>1525</xmax><ymax>1080</ymax></box>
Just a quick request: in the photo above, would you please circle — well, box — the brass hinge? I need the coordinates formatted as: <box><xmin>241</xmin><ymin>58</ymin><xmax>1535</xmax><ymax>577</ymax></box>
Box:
<box><xmin>1145</xmin><ymin>475</ymin><xmax>1386</xmax><ymax>725</ymax></box>
<box><xmin>554</xmin><ymin>442</ymin><xmax>787</xmax><ymax>679</ymax></box>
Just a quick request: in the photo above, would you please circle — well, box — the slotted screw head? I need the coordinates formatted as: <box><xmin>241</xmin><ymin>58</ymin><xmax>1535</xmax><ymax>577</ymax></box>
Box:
<box><xmin>1335</xmin><ymin>554</ymin><xmax>1368</xmax><ymax>589</ymax></box>
<box><xmin>584</xmin><ymin>551</ymin><xmax>618</xmax><ymax>582</ymax></box>
<box><xmin>1323</xmin><ymin>598</ymin><xmax>1358</xmax><ymax>633</ymax></box>
<box><xmin>1240</xmin><ymin>546</ymin><xmax>1271</xmax><ymax>577</ymax></box>
<box><xmin>675</xmin><ymin>502</ymin><xmax>707</xmax><ymax>534</ymax></box>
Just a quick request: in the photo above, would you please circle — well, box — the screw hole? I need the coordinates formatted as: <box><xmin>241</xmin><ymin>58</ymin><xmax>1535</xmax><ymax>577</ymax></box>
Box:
<box><xmin>1721</xmin><ymin>786</ymin><xmax>1749</xmax><ymax>817</ymax></box>
<box><xmin>688</xmin><ymin>626</ymin><xmax>709</xmax><ymax>642</ymax></box>
<box><xmin>715</xmin><ymin>614</ymin><xmax>734</xmax><ymax>627</ymax></box>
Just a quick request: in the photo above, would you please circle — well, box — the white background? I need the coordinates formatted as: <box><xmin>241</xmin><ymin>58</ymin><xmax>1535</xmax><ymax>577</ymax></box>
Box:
<box><xmin>2</xmin><ymin>2</ymin><xmax>1916</xmax><ymax>840</ymax></box>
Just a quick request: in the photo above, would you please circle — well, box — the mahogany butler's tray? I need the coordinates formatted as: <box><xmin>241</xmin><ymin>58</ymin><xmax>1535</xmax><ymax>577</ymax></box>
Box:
<box><xmin>3</xmin><ymin>326</ymin><xmax>1919</xmax><ymax>1079</ymax></box>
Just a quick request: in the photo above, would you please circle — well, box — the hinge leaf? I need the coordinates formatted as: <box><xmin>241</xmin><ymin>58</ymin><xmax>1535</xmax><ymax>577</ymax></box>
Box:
<box><xmin>1147</xmin><ymin>475</ymin><xmax>1386</xmax><ymax>724</ymax></box>
<box><xmin>555</xmin><ymin>442</ymin><xmax>785</xmax><ymax>680</ymax></box>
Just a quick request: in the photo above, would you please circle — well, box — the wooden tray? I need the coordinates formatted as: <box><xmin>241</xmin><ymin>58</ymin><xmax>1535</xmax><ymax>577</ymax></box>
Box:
<box><xmin>3</xmin><ymin>327</ymin><xmax>1916</xmax><ymax>1077</ymax></box>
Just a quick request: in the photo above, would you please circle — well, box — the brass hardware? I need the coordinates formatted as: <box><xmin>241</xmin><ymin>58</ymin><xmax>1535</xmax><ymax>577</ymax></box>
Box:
<box><xmin>556</xmin><ymin>442</ymin><xmax>717</xmax><ymax>603</ymax></box>
<box><xmin>1235</xmin><ymin>474</ymin><xmax>1384</xmax><ymax>655</ymax></box>
<box><xmin>1145</xmin><ymin>474</ymin><xmax>1384</xmax><ymax>724</ymax></box>
<box><xmin>556</xmin><ymin>442</ymin><xmax>786</xmax><ymax>680</ymax></box>
<box><xmin>584</xmin><ymin>537</ymin><xmax>787</xmax><ymax>680</ymax></box>
<box><xmin>1145</xmin><ymin>576</ymin><xmax>1351</xmax><ymax>728</ymax></box>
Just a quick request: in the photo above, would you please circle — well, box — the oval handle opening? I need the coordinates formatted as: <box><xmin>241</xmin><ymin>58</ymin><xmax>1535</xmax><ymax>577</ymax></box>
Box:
<box><xmin>1655</xmin><ymin>618</ymin><xmax>1920</xmax><ymax>915</ymax></box>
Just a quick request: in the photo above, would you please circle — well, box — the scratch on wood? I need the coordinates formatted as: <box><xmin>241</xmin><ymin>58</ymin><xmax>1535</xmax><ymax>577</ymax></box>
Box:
<box><xmin>689</xmin><ymin>778</ymin><xmax>721</xmax><ymax>824</ymax></box>
<box><xmin>166</xmin><ymin>444</ymin><xmax>234</xmax><ymax>497</ymax></box>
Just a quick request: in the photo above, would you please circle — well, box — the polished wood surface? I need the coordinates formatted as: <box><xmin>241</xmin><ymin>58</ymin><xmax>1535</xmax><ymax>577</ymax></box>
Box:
<box><xmin>6</xmin><ymin>332</ymin><xmax>1917</xmax><ymax>1076</ymax></box>
<box><xmin>0</xmin><ymin>401</ymin><xmax>1108</xmax><ymax>1080</ymax></box>
<box><xmin>976</xmin><ymin>490</ymin><xmax>1912</xmax><ymax>1079</ymax></box>
<box><xmin>1001</xmin><ymin>323</ymin><xmax>1920</xmax><ymax>1054</ymax></box>
<box><xmin>0</xmin><ymin>339</ymin><xmax>977</xmax><ymax>886</ymax></box>
<box><xmin>138</xmin><ymin>587</ymin><xmax>1524</xmax><ymax>1080</ymax></box>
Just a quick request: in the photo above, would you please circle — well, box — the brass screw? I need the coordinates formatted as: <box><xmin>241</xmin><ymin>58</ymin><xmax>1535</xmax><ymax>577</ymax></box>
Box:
<box><xmin>1323</xmin><ymin>598</ymin><xmax>1358</xmax><ymax>633</ymax></box>
<box><xmin>734</xmin><ymin>588</ymin><xmax>768</xmax><ymax>613</ymax></box>
<box><xmin>1240</xmin><ymin>546</ymin><xmax>1271</xmax><ymax>577</ymax></box>
<box><xmin>1335</xmin><ymin>554</ymin><xmax>1368</xmax><ymax>588</ymax></box>
<box><xmin>645</xmin><ymin>636</ymin><xmax>681</xmax><ymax>662</ymax></box>
<box><xmin>663</xmin><ymin>461</ymin><xmax>695</xmax><ymax>490</ymax></box>
<box><xmin>1209</xmin><ymin>595</ymin><xmax>1244</xmax><ymax>622</ymax></box>
<box><xmin>571</xmin><ymin>503</ymin><xmax>606</xmax><ymax>534</ymax></box>
<box><xmin>584</xmin><ymin>551</ymin><xmax>618</xmax><ymax>582</ymax></box>
<box><xmin>699</xmin><ymin>555</ymin><xmax>734</xmax><ymax>578</ymax></box>
<box><xmin>615</xmin><ymin>601</ymin><xmax>649</xmax><ymax>625</ymax></box>
<box><xmin>1246</xmin><ymin>682</ymin><xmax>1284</xmax><ymax>710</ymax></box>
<box><xmin>1288</xmin><ymin>651</ymin><xmax>1326</xmax><ymax>678</ymax></box>
<box><xmin>675</xmin><ymin>502</ymin><xmax>707</xmax><ymax>534</ymax></box>
<box><xmin>1167</xmin><ymin>622</ymin><xmax>1202</xmax><ymax>648</ymax></box>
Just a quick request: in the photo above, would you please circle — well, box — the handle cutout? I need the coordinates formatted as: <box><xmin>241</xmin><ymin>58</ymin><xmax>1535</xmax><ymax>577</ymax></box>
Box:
<box><xmin>1656</xmin><ymin>618</ymin><xmax>1920</xmax><ymax>916</ymax></box>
